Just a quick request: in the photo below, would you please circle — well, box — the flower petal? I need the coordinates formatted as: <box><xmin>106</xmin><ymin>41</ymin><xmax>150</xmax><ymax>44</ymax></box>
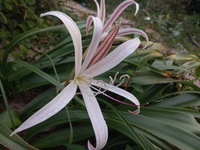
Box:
<box><xmin>81</xmin><ymin>16</ymin><xmax>103</xmax><ymax>72</ymax></box>
<box><xmin>100</xmin><ymin>0</ymin><xmax>106</xmax><ymax>23</ymax></box>
<box><xmin>79</xmin><ymin>83</ymin><xmax>108</xmax><ymax>150</ymax></box>
<box><xmin>91</xmin><ymin>80</ymin><xmax>140</xmax><ymax>113</ymax></box>
<box><xmin>10</xmin><ymin>82</ymin><xmax>77</xmax><ymax>136</ymax></box>
<box><xmin>88</xmin><ymin>24</ymin><xmax>120</xmax><ymax>67</ymax></box>
<box><xmin>86</xmin><ymin>16</ymin><xmax>93</xmax><ymax>35</ymax></box>
<box><xmin>93</xmin><ymin>0</ymin><xmax>105</xmax><ymax>24</ymax></box>
<box><xmin>103</xmin><ymin>0</ymin><xmax>139</xmax><ymax>33</ymax></box>
<box><xmin>83</xmin><ymin>37</ymin><xmax>140</xmax><ymax>77</ymax></box>
<box><xmin>93</xmin><ymin>0</ymin><xmax>100</xmax><ymax>18</ymax></box>
<box><xmin>118</xmin><ymin>28</ymin><xmax>149</xmax><ymax>48</ymax></box>
<box><xmin>41</xmin><ymin>11</ymin><xmax>82</xmax><ymax>76</ymax></box>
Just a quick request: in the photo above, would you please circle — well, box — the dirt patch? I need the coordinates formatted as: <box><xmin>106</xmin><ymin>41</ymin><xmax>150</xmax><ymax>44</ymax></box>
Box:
<box><xmin>65</xmin><ymin>0</ymin><xmax>96</xmax><ymax>18</ymax></box>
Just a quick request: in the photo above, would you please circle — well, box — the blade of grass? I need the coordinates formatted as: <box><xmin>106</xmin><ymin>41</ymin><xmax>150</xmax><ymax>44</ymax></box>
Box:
<box><xmin>0</xmin><ymin>79</ymin><xmax>15</xmax><ymax>129</ymax></box>
<box><xmin>15</xmin><ymin>60</ymin><xmax>64</xmax><ymax>90</ymax></box>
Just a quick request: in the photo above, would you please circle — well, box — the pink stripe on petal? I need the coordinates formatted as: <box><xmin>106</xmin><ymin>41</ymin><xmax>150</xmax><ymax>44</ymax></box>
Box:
<box><xmin>128</xmin><ymin>109</ymin><xmax>140</xmax><ymax>114</ymax></box>
<box><xmin>100</xmin><ymin>0</ymin><xmax>106</xmax><ymax>23</ymax></box>
<box><xmin>89</xmin><ymin>25</ymin><xmax>120</xmax><ymax>67</ymax></box>
<box><xmin>103</xmin><ymin>0</ymin><xmax>138</xmax><ymax>33</ymax></box>
<box><xmin>81</xmin><ymin>16</ymin><xmax>103</xmax><ymax>72</ymax></box>
<box><xmin>86</xmin><ymin>16</ymin><xmax>93</xmax><ymax>34</ymax></box>
<box><xmin>118</xmin><ymin>28</ymin><xmax>149</xmax><ymax>48</ymax></box>
<box><xmin>88</xmin><ymin>140</ymin><xmax>95</xmax><ymax>150</ymax></box>
<box><xmin>102</xmin><ymin>91</ymin><xmax>140</xmax><ymax>107</ymax></box>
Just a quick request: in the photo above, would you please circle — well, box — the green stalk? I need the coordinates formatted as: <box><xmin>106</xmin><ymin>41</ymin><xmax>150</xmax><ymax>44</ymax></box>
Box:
<box><xmin>44</xmin><ymin>53</ymin><xmax>60</xmax><ymax>82</ymax></box>
<box><xmin>0</xmin><ymin>79</ymin><xmax>15</xmax><ymax>128</ymax></box>
<box><xmin>65</xmin><ymin>107</ymin><xmax>73</xmax><ymax>146</ymax></box>
<box><xmin>45</xmin><ymin>54</ymin><xmax>74</xmax><ymax>147</ymax></box>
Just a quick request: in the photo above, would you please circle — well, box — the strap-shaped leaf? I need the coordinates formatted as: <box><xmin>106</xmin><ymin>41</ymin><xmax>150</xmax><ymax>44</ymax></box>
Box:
<box><xmin>15</xmin><ymin>60</ymin><xmax>64</xmax><ymax>90</ymax></box>
<box><xmin>0</xmin><ymin>122</ymin><xmax>38</xmax><ymax>150</ymax></box>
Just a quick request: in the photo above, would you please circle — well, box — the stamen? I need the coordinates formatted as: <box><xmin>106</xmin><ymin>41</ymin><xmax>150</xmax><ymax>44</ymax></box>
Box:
<box><xmin>109</xmin><ymin>72</ymin><xmax>130</xmax><ymax>87</ymax></box>
<box><xmin>118</xmin><ymin>74</ymin><xmax>130</xmax><ymax>86</ymax></box>
<box><xmin>116</xmin><ymin>17</ymin><xmax>124</xmax><ymax>26</ymax></box>
<box><xmin>87</xmin><ymin>72</ymin><xmax>130</xmax><ymax>96</ymax></box>
<box><xmin>109</xmin><ymin>72</ymin><xmax>119</xmax><ymax>85</ymax></box>
<box><xmin>92</xmin><ymin>80</ymin><xmax>108</xmax><ymax>96</ymax></box>
<box><xmin>83</xmin><ymin>75</ymin><xmax>110</xmax><ymax>96</ymax></box>
<box><xmin>76</xmin><ymin>75</ymin><xmax>142</xmax><ymax>113</ymax></box>
<box><xmin>77</xmin><ymin>79</ymin><xmax>143</xmax><ymax>114</ymax></box>
<box><xmin>77</xmin><ymin>72</ymin><xmax>130</xmax><ymax>104</ymax></box>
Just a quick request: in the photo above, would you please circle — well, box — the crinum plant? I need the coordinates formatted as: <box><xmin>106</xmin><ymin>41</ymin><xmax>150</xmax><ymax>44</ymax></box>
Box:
<box><xmin>11</xmin><ymin>0</ymin><xmax>148</xmax><ymax>149</ymax></box>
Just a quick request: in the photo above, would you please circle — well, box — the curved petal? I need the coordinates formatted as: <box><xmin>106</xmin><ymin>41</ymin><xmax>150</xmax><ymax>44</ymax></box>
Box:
<box><xmin>86</xmin><ymin>15</ymin><xmax>93</xmax><ymax>34</ymax></box>
<box><xmin>93</xmin><ymin>0</ymin><xmax>100</xmax><ymax>18</ymax></box>
<box><xmin>117</xmin><ymin>28</ymin><xmax>149</xmax><ymax>48</ymax></box>
<box><xmin>41</xmin><ymin>11</ymin><xmax>82</xmax><ymax>76</ymax></box>
<box><xmin>81</xmin><ymin>16</ymin><xmax>103</xmax><ymax>72</ymax></box>
<box><xmin>83</xmin><ymin>37</ymin><xmax>140</xmax><ymax>77</ymax></box>
<box><xmin>79</xmin><ymin>83</ymin><xmax>108</xmax><ymax>150</ymax></box>
<box><xmin>100</xmin><ymin>0</ymin><xmax>106</xmax><ymax>23</ymax></box>
<box><xmin>93</xmin><ymin>0</ymin><xmax>105</xmax><ymax>24</ymax></box>
<box><xmin>103</xmin><ymin>0</ymin><xmax>139</xmax><ymax>33</ymax></box>
<box><xmin>91</xmin><ymin>80</ymin><xmax>140</xmax><ymax>113</ymax></box>
<box><xmin>10</xmin><ymin>82</ymin><xmax>77</xmax><ymax>136</ymax></box>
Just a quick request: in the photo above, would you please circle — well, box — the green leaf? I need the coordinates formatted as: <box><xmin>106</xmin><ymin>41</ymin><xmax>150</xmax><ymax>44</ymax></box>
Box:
<box><xmin>167</xmin><ymin>54</ymin><xmax>200</xmax><ymax>62</ymax></box>
<box><xmin>14</xmin><ymin>60</ymin><xmax>64</xmax><ymax>90</ymax></box>
<box><xmin>4</xmin><ymin>2</ymin><xmax>12</xmax><ymax>10</ymax></box>
<box><xmin>158</xmin><ymin>107</ymin><xmax>200</xmax><ymax>118</ymax></box>
<box><xmin>101</xmin><ymin>100</ymin><xmax>157</xmax><ymax>150</ymax></box>
<box><xmin>64</xmin><ymin>144</ymin><xmax>88</xmax><ymax>150</ymax></box>
<box><xmin>21</xmin><ymin>88</ymin><xmax>57</xmax><ymax>119</ymax></box>
<box><xmin>106</xmin><ymin>119</ymin><xmax>172</xmax><ymax>150</ymax></box>
<box><xmin>140</xmin><ymin>107</ymin><xmax>200</xmax><ymax>133</ymax></box>
<box><xmin>122</xmin><ymin>112</ymin><xmax>200</xmax><ymax>150</ymax></box>
<box><xmin>0</xmin><ymin>122</ymin><xmax>38</xmax><ymax>150</ymax></box>
<box><xmin>0</xmin><ymin>12</ymin><xmax>7</xmax><ymax>24</ymax></box>
<box><xmin>105</xmin><ymin>105</ymin><xmax>200</xmax><ymax>150</ymax></box>
<box><xmin>25</xmin><ymin>0</ymin><xmax>35</xmax><ymax>5</ymax></box>
<box><xmin>152</xmin><ymin>93</ymin><xmax>200</xmax><ymax>107</ymax></box>
<box><xmin>31</xmin><ymin>125</ymin><xmax>93</xmax><ymax>148</ymax></box>
<box><xmin>24</xmin><ymin>109</ymin><xmax>89</xmax><ymax>140</ymax></box>
<box><xmin>194</xmin><ymin>66</ymin><xmax>200</xmax><ymax>77</ymax></box>
<box><xmin>131</xmin><ymin>71</ymin><xmax>178</xmax><ymax>85</ymax></box>
<box><xmin>0</xmin><ymin>110</ymin><xmax>21</xmax><ymax>128</ymax></box>
<box><xmin>138</xmin><ymin>84</ymin><xmax>168</xmax><ymax>103</ymax></box>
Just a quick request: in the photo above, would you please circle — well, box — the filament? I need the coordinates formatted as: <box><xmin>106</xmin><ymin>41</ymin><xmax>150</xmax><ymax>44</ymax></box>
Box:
<box><xmin>109</xmin><ymin>72</ymin><xmax>130</xmax><ymax>86</ymax></box>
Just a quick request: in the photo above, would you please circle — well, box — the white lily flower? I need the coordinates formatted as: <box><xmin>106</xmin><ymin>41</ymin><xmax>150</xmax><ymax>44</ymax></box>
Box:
<box><xmin>11</xmin><ymin>11</ymin><xmax>141</xmax><ymax>150</ymax></box>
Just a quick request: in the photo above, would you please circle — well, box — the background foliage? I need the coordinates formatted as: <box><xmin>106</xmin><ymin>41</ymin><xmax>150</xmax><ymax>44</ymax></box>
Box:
<box><xmin>0</xmin><ymin>0</ymin><xmax>63</xmax><ymax>59</ymax></box>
